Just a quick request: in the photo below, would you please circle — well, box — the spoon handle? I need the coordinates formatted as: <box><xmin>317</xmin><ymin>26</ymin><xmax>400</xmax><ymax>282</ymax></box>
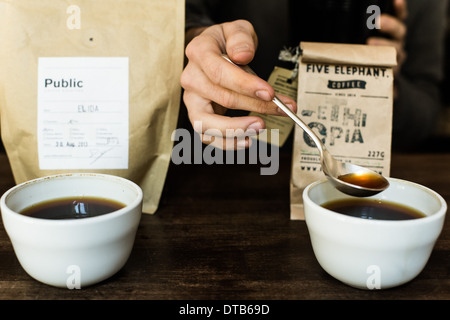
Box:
<box><xmin>271</xmin><ymin>96</ymin><xmax>325</xmax><ymax>152</ymax></box>
<box><xmin>221</xmin><ymin>54</ymin><xmax>326</xmax><ymax>153</ymax></box>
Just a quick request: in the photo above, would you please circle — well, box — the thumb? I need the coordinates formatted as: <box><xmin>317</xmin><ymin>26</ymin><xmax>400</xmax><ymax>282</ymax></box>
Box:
<box><xmin>222</xmin><ymin>20</ymin><xmax>258</xmax><ymax>65</ymax></box>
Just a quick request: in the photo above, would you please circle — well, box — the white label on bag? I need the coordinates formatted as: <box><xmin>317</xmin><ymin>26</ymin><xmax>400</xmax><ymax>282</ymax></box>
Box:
<box><xmin>37</xmin><ymin>57</ymin><xmax>129</xmax><ymax>169</ymax></box>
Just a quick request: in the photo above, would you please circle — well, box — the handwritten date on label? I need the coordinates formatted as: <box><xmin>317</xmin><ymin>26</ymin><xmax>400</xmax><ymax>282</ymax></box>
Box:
<box><xmin>55</xmin><ymin>141</ymin><xmax>89</xmax><ymax>148</ymax></box>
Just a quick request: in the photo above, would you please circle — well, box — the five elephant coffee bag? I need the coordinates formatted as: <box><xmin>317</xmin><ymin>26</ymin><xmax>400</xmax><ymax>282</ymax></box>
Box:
<box><xmin>290</xmin><ymin>42</ymin><xmax>397</xmax><ymax>220</ymax></box>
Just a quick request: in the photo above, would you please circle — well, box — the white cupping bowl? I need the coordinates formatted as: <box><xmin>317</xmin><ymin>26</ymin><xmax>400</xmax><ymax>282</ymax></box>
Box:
<box><xmin>303</xmin><ymin>177</ymin><xmax>446</xmax><ymax>289</ymax></box>
<box><xmin>1</xmin><ymin>173</ymin><xmax>142</xmax><ymax>288</ymax></box>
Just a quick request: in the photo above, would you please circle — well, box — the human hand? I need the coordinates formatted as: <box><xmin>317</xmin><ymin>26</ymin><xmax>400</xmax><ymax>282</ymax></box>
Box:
<box><xmin>181</xmin><ymin>19</ymin><xmax>297</xmax><ymax>150</ymax></box>
<box><xmin>366</xmin><ymin>0</ymin><xmax>407</xmax><ymax>76</ymax></box>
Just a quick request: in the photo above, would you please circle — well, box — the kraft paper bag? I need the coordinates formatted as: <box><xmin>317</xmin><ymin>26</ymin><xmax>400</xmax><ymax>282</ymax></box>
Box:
<box><xmin>0</xmin><ymin>0</ymin><xmax>185</xmax><ymax>214</ymax></box>
<box><xmin>290</xmin><ymin>42</ymin><xmax>397</xmax><ymax>220</ymax></box>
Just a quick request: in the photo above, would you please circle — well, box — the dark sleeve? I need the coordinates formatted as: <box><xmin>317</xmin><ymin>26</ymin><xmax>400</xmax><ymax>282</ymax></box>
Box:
<box><xmin>185</xmin><ymin>0</ymin><xmax>216</xmax><ymax>30</ymax></box>
<box><xmin>392</xmin><ymin>0</ymin><xmax>448</xmax><ymax>150</ymax></box>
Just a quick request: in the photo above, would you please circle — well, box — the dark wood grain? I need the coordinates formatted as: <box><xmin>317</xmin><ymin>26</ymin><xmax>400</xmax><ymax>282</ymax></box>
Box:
<box><xmin>0</xmin><ymin>143</ymin><xmax>449</xmax><ymax>300</ymax></box>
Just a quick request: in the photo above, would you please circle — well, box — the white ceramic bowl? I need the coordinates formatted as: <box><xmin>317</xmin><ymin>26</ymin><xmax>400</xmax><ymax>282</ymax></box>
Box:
<box><xmin>303</xmin><ymin>177</ymin><xmax>446</xmax><ymax>290</ymax></box>
<box><xmin>1</xmin><ymin>173</ymin><xmax>142</xmax><ymax>288</ymax></box>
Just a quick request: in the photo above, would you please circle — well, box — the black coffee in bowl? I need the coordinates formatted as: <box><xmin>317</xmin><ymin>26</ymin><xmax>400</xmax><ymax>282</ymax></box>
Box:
<box><xmin>20</xmin><ymin>197</ymin><xmax>125</xmax><ymax>220</ymax></box>
<box><xmin>321</xmin><ymin>198</ymin><xmax>426</xmax><ymax>221</ymax></box>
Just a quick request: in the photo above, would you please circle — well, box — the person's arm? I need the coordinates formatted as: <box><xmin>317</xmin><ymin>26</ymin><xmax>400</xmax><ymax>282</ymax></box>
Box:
<box><xmin>391</xmin><ymin>0</ymin><xmax>447</xmax><ymax>150</ymax></box>
<box><xmin>368</xmin><ymin>0</ymin><xmax>447</xmax><ymax>150</ymax></box>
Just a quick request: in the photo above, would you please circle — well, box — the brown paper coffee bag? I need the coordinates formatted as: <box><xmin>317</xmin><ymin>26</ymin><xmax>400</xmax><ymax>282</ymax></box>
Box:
<box><xmin>0</xmin><ymin>0</ymin><xmax>184</xmax><ymax>214</ymax></box>
<box><xmin>290</xmin><ymin>42</ymin><xmax>397</xmax><ymax>220</ymax></box>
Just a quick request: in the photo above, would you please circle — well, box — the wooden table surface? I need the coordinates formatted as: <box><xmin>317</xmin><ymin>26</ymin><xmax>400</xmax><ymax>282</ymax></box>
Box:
<box><xmin>0</xmin><ymin>139</ymin><xmax>449</xmax><ymax>303</ymax></box>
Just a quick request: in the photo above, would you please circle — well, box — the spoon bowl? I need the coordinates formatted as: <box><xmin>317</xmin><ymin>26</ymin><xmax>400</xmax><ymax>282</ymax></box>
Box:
<box><xmin>222</xmin><ymin>54</ymin><xmax>389</xmax><ymax>197</ymax></box>
<box><xmin>323</xmin><ymin>150</ymin><xmax>390</xmax><ymax>197</ymax></box>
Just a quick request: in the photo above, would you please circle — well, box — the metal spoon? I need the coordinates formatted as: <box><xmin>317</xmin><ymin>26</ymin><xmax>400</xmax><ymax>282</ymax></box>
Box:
<box><xmin>222</xmin><ymin>54</ymin><xmax>389</xmax><ymax>197</ymax></box>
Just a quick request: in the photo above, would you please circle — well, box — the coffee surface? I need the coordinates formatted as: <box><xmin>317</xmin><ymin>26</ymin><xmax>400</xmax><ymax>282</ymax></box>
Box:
<box><xmin>322</xmin><ymin>198</ymin><xmax>426</xmax><ymax>220</ymax></box>
<box><xmin>20</xmin><ymin>197</ymin><xmax>125</xmax><ymax>220</ymax></box>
